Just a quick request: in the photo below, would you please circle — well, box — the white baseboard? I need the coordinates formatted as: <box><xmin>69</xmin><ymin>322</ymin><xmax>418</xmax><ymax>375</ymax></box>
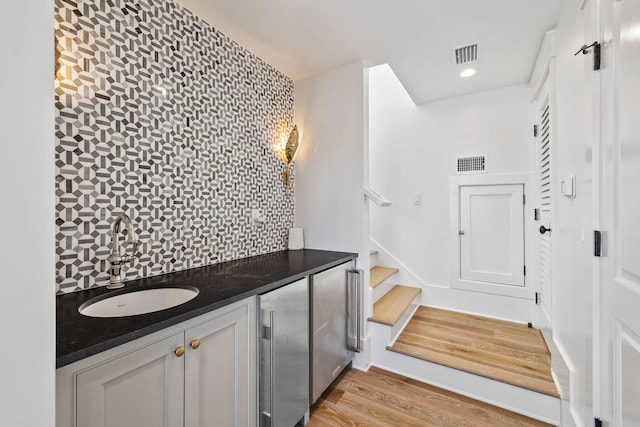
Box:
<box><xmin>351</xmin><ymin>335</ymin><xmax>371</xmax><ymax>371</ymax></box>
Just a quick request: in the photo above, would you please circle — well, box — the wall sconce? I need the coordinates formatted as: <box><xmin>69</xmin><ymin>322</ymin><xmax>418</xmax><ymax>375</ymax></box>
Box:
<box><xmin>54</xmin><ymin>36</ymin><xmax>61</xmax><ymax>77</ymax></box>
<box><xmin>282</xmin><ymin>125</ymin><xmax>299</xmax><ymax>186</ymax></box>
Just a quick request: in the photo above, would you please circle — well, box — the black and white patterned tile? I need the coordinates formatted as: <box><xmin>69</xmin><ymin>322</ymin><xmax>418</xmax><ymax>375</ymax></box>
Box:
<box><xmin>55</xmin><ymin>0</ymin><xmax>294</xmax><ymax>293</ymax></box>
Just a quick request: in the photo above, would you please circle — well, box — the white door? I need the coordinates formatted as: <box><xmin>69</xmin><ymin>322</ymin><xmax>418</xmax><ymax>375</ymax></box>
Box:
<box><xmin>184</xmin><ymin>304</ymin><xmax>253</xmax><ymax>427</ymax></box>
<box><xmin>599</xmin><ymin>0</ymin><xmax>640</xmax><ymax>424</ymax></box>
<box><xmin>459</xmin><ymin>184</ymin><xmax>525</xmax><ymax>287</ymax></box>
<box><xmin>536</xmin><ymin>86</ymin><xmax>554</xmax><ymax>329</ymax></box>
<box><xmin>75</xmin><ymin>333</ymin><xmax>185</xmax><ymax>427</ymax></box>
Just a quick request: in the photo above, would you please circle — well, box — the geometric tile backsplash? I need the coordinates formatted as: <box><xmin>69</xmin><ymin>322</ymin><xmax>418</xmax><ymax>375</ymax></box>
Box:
<box><xmin>55</xmin><ymin>0</ymin><xmax>294</xmax><ymax>293</ymax></box>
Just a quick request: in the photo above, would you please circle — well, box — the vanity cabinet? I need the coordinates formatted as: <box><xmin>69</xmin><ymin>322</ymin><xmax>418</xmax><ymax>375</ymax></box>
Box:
<box><xmin>75</xmin><ymin>331</ymin><xmax>185</xmax><ymax>426</ymax></box>
<box><xmin>57</xmin><ymin>297</ymin><xmax>256</xmax><ymax>427</ymax></box>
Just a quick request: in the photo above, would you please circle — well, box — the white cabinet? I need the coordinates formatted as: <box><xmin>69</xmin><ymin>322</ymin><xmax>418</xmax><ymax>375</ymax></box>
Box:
<box><xmin>76</xmin><ymin>332</ymin><xmax>185</xmax><ymax>427</ymax></box>
<box><xmin>57</xmin><ymin>297</ymin><xmax>256</xmax><ymax>427</ymax></box>
<box><xmin>184</xmin><ymin>306</ymin><xmax>252</xmax><ymax>427</ymax></box>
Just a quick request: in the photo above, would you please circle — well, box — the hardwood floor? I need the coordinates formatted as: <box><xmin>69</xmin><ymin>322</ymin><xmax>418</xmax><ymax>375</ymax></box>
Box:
<box><xmin>388</xmin><ymin>306</ymin><xmax>559</xmax><ymax>397</ymax></box>
<box><xmin>307</xmin><ymin>366</ymin><xmax>553</xmax><ymax>426</ymax></box>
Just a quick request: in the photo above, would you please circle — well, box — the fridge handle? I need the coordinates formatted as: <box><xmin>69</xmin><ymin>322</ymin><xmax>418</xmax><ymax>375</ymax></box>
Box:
<box><xmin>346</xmin><ymin>269</ymin><xmax>362</xmax><ymax>352</ymax></box>
<box><xmin>260</xmin><ymin>311</ymin><xmax>275</xmax><ymax>427</ymax></box>
<box><xmin>269</xmin><ymin>311</ymin><xmax>275</xmax><ymax>424</ymax></box>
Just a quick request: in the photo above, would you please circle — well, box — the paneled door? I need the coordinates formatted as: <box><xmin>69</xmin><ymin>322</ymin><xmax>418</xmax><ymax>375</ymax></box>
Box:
<box><xmin>184</xmin><ymin>304</ymin><xmax>253</xmax><ymax>427</ymax></box>
<box><xmin>75</xmin><ymin>333</ymin><xmax>185</xmax><ymax>427</ymax></box>
<box><xmin>599</xmin><ymin>0</ymin><xmax>640</xmax><ymax>424</ymax></box>
<box><xmin>459</xmin><ymin>184</ymin><xmax>525</xmax><ymax>287</ymax></box>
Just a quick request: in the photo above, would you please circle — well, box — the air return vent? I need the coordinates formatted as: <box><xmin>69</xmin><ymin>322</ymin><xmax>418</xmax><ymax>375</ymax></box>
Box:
<box><xmin>456</xmin><ymin>155</ymin><xmax>486</xmax><ymax>174</ymax></box>
<box><xmin>454</xmin><ymin>43</ymin><xmax>480</xmax><ymax>64</ymax></box>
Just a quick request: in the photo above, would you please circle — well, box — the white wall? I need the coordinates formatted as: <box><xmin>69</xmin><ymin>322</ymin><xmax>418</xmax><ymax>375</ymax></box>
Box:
<box><xmin>294</xmin><ymin>61</ymin><xmax>371</xmax><ymax>367</ymax></box>
<box><xmin>0</xmin><ymin>0</ymin><xmax>56</xmax><ymax>425</ymax></box>
<box><xmin>369</xmin><ymin>65</ymin><xmax>535</xmax><ymax>321</ymax></box>
<box><xmin>294</xmin><ymin>61</ymin><xmax>368</xmax><ymax>260</ymax></box>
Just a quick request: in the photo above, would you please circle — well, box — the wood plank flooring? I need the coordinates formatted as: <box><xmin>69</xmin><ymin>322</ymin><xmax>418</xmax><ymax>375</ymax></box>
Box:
<box><xmin>388</xmin><ymin>306</ymin><xmax>559</xmax><ymax>397</ymax></box>
<box><xmin>307</xmin><ymin>366</ymin><xmax>553</xmax><ymax>427</ymax></box>
<box><xmin>368</xmin><ymin>285</ymin><xmax>421</xmax><ymax>326</ymax></box>
<box><xmin>370</xmin><ymin>266</ymin><xmax>399</xmax><ymax>288</ymax></box>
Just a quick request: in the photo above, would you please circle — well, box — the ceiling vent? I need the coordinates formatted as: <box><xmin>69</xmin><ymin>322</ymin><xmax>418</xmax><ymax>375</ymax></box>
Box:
<box><xmin>456</xmin><ymin>155</ymin><xmax>486</xmax><ymax>174</ymax></box>
<box><xmin>453</xmin><ymin>42</ymin><xmax>480</xmax><ymax>65</ymax></box>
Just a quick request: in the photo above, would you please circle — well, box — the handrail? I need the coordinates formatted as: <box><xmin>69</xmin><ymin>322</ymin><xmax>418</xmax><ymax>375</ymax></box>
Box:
<box><xmin>364</xmin><ymin>187</ymin><xmax>392</xmax><ymax>207</ymax></box>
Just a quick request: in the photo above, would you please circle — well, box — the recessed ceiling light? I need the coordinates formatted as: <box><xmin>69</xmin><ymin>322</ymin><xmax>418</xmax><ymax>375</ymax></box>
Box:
<box><xmin>459</xmin><ymin>68</ymin><xmax>476</xmax><ymax>78</ymax></box>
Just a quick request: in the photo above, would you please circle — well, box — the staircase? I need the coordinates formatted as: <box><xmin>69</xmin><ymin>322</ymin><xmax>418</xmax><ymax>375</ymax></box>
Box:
<box><xmin>366</xmin><ymin>255</ymin><xmax>561</xmax><ymax>425</ymax></box>
<box><xmin>368</xmin><ymin>259</ymin><xmax>421</xmax><ymax>344</ymax></box>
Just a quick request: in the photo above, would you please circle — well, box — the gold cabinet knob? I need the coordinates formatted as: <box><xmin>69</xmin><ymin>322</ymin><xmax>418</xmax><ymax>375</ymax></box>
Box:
<box><xmin>458</xmin><ymin>230</ymin><xmax>465</xmax><ymax>236</ymax></box>
<box><xmin>190</xmin><ymin>339</ymin><xmax>201</xmax><ymax>350</ymax></box>
<box><xmin>175</xmin><ymin>346</ymin><xmax>185</xmax><ymax>357</ymax></box>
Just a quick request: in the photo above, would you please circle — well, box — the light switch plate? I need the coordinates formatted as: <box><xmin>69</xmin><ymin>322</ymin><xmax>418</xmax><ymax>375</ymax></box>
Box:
<box><xmin>560</xmin><ymin>175</ymin><xmax>576</xmax><ymax>198</ymax></box>
<box><xmin>251</xmin><ymin>209</ymin><xmax>265</xmax><ymax>225</ymax></box>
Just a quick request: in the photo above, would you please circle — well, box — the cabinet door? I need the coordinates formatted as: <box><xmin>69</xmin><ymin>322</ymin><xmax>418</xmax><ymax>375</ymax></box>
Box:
<box><xmin>459</xmin><ymin>184</ymin><xmax>525</xmax><ymax>287</ymax></box>
<box><xmin>310</xmin><ymin>261</ymin><xmax>354</xmax><ymax>404</ymax></box>
<box><xmin>76</xmin><ymin>332</ymin><xmax>185</xmax><ymax>427</ymax></box>
<box><xmin>184</xmin><ymin>303</ymin><xmax>254</xmax><ymax>427</ymax></box>
<box><xmin>259</xmin><ymin>278</ymin><xmax>309</xmax><ymax>427</ymax></box>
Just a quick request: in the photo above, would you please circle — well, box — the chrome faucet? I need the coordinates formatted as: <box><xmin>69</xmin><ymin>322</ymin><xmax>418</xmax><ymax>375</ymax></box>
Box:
<box><xmin>107</xmin><ymin>213</ymin><xmax>139</xmax><ymax>289</ymax></box>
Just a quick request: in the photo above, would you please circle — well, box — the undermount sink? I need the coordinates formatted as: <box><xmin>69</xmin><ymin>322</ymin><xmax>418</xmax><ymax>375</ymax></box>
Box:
<box><xmin>79</xmin><ymin>286</ymin><xmax>199</xmax><ymax>318</ymax></box>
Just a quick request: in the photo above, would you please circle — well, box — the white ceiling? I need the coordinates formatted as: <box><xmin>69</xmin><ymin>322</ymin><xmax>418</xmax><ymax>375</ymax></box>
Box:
<box><xmin>176</xmin><ymin>0</ymin><xmax>562</xmax><ymax>104</ymax></box>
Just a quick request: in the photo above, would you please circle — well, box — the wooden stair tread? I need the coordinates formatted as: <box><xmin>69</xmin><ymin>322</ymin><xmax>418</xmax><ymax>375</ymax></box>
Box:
<box><xmin>388</xmin><ymin>306</ymin><xmax>560</xmax><ymax>398</ymax></box>
<box><xmin>369</xmin><ymin>285</ymin><xmax>421</xmax><ymax>326</ymax></box>
<box><xmin>370</xmin><ymin>266</ymin><xmax>399</xmax><ymax>288</ymax></box>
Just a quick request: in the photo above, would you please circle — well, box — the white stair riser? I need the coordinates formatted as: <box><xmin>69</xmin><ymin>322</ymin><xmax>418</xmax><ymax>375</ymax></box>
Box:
<box><xmin>373</xmin><ymin>352</ymin><xmax>560</xmax><ymax>425</ymax></box>
<box><xmin>369</xmin><ymin>251</ymin><xmax>378</xmax><ymax>267</ymax></box>
<box><xmin>390</xmin><ymin>303</ymin><xmax>418</xmax><ymax>343</ymax></box>
<box><xmin>372</xmin><ymin>279</ymin><xmax>395</xmax><ymax>303</ymax></box>
<box><xmin>368</xmin><ymin>303</ymin><xmax>419</xmax><ymax>344</ymax></box>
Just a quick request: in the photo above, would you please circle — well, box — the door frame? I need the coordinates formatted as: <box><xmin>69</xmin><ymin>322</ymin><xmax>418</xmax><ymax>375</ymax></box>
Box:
<box><xmin>449</xmin><ymin>172</ymin><xmax>535</xmax><ymax>299</ymax></box>
<box><xmin>596</xmin><ymin>0</ymin><xmax>640</xmax><ymax>424</ymax></box>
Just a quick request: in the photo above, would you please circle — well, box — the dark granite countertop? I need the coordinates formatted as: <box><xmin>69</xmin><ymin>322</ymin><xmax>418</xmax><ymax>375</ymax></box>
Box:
<box><xmin>57</xmin><ymin>249</ymin><xmax>356</xmax><ymax>368</ymax></box>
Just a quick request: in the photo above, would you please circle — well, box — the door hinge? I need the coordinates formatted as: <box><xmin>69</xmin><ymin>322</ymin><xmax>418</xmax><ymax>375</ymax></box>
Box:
<box><xmin>262</xmin><ymin>324</ymin><xmax>272</xmax><ymax>340</ymax></box>
<box><xmin>533</xmin><ymin>124</ymin><xmax>538</xmax><ymax>137</ymax></box>
<box><xmin>534</xmin><ymin>208</ymin><xmax>540</xmax><ymax>221</ymax></box>
<box><xmin>535</xmin><ymin>292</ymin><xmax>540</xmax><ymax>305</ymax></box>
<box><xmin>523</xmin><ymin>194</ymin><xmax>526</xmax><ymax>205</ymax></box>
<box><xmin>524</xmin><ymin>265</ymin><xmax>527</xmax><ymax>276</ymax></box>
<box><xmin>593</xmin><ymin>42</ymin><xmax>601</xmax><ymax>70</ymax></box>
<box><xmin>574</xmin><ymin>41</ymin><xmax>601</xmax><ymax>71</ymax></box>
<box><xmin>594</xmin><ymin>418</ymin><xmax>603</xmax><ymax>427</ymax></box>
<box><xmin>594</xmin><ymin>230</ymin><xmax>602</xmax><ymax>257</ymax></box>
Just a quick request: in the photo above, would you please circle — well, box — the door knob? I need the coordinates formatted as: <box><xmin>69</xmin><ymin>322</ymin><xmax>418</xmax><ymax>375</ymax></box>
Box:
<box><xmin>539</xmin><ymin>225</ymin><xmax>552</xmax><ymax>235</ymax></box>
<box><xmin>189</xmin><ymin>339</ymin><xmax>201</xmax><ymax>350</ymax></box>
<box><xmin>175</xmin><ymin>346</ymin><xmax>185</xmax><ymax>357</ymax></box>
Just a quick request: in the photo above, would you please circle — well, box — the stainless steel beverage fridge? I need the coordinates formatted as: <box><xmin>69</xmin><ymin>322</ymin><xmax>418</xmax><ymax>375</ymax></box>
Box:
<box><xmin>258</xmin><ymin>278</ymin><xmax>309</xmax><ymax>427</ymax></box>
